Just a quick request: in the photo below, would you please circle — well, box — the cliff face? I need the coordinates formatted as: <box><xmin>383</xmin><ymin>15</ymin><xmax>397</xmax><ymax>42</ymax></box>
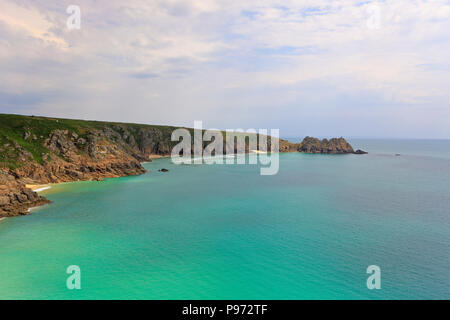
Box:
<box><xmin>0</xmin><ymin>114</ymin><xmax>364</xmax><ymax>217</ymax></box>
<box><xmin>15</xmin><ymin>128</ymin><xmax>147</xmax><ymax>185</ymax></box>
<box><xmin>0</xmin><ymin>114</ymin><xmax>281</xmax><ymax>216</ymax></box>
<box><xmin>0</xmin><ymin>169</ymin><xmax>50</xmax><ymax>217</ymax></box>
<box><xmin>0</xmin><ymin>114</ymin><xmax>181</xmax><ymax>217</ymax></box>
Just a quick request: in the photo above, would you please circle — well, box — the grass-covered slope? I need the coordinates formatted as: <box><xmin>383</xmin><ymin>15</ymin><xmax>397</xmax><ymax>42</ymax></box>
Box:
<box><xmin>0</xmin><ymin>113</ymin><xmax>178</xmax><ymax>169</ymax></box>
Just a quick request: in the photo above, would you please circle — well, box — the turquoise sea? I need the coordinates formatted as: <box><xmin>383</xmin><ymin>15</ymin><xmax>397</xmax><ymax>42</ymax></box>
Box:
<box><xmin>0</xmin><ymin>139</ymin><xmax>449</xmax><ymax>299</ymax></box>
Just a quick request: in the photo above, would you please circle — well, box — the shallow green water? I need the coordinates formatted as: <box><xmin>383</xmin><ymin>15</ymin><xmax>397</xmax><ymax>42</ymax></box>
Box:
<box><xmin>0</xmin><ymin>140</ymin><xmax>449</xmax><ymax>299</ymax></box>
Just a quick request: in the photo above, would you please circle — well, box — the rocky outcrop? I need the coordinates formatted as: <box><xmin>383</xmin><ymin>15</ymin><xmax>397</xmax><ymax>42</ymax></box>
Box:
<box><xmin>279</xmin><ymin>139</ymin><xmax>300</xmax><ymax>152</ymax></box>
<box><xmin>0</xmin><ymin>169</ymin><xmax>50</xmax><ymax>217</ymax></box>
<box><xmin>295</xmin><ymin>137</ymin><xmax>367</xmax><ymax>154</ymax></box>
<box><xmin>298</xmin><ymin>137</ymin><xmax>355</xmax><ymax>154</ymax></box>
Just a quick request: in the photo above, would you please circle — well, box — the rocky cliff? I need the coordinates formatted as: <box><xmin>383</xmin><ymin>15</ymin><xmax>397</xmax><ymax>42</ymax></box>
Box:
<box><xmin>0</xmin><ymin>168</ymin><xmax>50</xmax><ymax>216</ymax></box>
<box><xmin>0</xmin><ymin>114</ymin><xmax>365</xmax><ymax>217</ymax></box>
<box><xmin>0</xmin><ymin>114</ymin><xmax>182</xmax><ymax>217</ymax></box>
<box><xmin>0</xmin><ymin>114</ymin><xmax>275</xmax><ymax>216</ymax></box>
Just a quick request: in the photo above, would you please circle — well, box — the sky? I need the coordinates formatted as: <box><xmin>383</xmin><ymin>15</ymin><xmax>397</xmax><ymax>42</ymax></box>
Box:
<box><xmin>0</xmin><ymin>0</ymin><xmax>449</xmax><ymax>138</ymax></box>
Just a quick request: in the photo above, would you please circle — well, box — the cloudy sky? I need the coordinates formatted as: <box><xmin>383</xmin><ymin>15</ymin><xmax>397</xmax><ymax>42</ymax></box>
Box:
<box><xmin>1</xmin><ymin>0</ymin><xmax>449</xmax><ymax>138</ymax></box>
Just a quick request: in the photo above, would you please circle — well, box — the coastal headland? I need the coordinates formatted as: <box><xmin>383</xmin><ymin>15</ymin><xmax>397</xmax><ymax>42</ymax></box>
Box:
<box><xmin>0</xmin><ymin>114</ymin><xmax>365</xmax><ymax>217</ymax></box>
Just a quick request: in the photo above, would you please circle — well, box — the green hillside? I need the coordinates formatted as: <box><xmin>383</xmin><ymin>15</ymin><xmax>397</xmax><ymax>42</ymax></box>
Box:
<box><xmin>0</xmin><ymin>114</ymin><xmax>178</xmax><ymax>169</ymax></box>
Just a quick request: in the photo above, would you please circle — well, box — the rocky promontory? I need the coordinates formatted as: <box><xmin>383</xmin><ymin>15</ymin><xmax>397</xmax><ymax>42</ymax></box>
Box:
<box><xmin>0</xmin><ymin>114</ymin><xmax>366</xmax><ymax>217</ymax></box>
<box><xmin>280</xmin><ymin>137</ymin><xmax>366</xmax><ymax>155</ymax></box>
<box><xmin>298</xmin><ymin>136</ymin><xmax>355</xmax><ymax>154</ymax></box>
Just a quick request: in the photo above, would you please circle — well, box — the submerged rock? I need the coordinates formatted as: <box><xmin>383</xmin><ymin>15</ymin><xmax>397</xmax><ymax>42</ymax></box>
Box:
<box><xmin>158</xmin><ymin>168</ymin><xmax>169</xmax><ymax>172</ymax></box>
<box><xmin>354</xmin><ymin>149</ymin><xmax>368</xmax><ymax>154</ymax></box>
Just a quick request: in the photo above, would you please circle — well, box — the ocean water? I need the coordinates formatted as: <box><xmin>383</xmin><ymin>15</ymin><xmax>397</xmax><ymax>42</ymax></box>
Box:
<box><xmin>0</xmin><ymin>139</ymin><xmax>449</xmax><ymax>300</ymax></box>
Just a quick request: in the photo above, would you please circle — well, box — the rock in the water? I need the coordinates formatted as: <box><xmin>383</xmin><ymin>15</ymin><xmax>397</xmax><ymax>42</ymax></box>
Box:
<box><xmin>158</xmin><ymin>168</ymin><xmax>169</xmax><ymax>172</ymax></box>
<box><xmin>354</xmin><ymin>149</ymin><xmax>368</xmax><ymax>154</ymax></box>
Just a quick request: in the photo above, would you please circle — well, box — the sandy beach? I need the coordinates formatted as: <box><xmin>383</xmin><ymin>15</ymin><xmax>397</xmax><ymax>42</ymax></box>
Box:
<box><xmin>148</xmin><ymin>154</ymin><xmax>170</xmax><ymax>159</ymax></box>
<box><xmin>26</xmin><ymin>184</ymin><xmax>52</xmax><ymax>192</ymax></box>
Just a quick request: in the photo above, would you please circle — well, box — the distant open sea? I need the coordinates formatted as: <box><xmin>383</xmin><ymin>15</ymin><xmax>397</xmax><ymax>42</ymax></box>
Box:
<box><xmin>0</xmin><ymin>139</ymin><xmax>449</xmax><ymax>299</ymax></box>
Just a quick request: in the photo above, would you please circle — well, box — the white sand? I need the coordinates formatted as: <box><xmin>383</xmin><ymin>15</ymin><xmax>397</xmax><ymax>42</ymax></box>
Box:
<box><xmin>26</xmin><ymin>184</ymin><xmax>51</xmax><ymax>193</ymax></box>
<box><xmin>33</xmin><ymin>186</ymin><xmax>51</xmax><ymax>192</ymax></box>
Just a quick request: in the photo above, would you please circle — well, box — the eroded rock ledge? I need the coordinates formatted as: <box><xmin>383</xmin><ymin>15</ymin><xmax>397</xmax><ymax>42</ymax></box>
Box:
<box><xmin>0</xmin><ymin>169</ymin><xmax>50</xmax><ymax>217</ymax></box>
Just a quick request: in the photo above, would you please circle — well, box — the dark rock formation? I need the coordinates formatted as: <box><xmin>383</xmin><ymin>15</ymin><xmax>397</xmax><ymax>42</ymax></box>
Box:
<box><xmin>298</xmin><ymin>137</ymin><xmax>355</xmax><ymax>154</ymax></box>
<box><xmin>158</xmin><ymin>168</ymin><xmax>169</xmax><ymax>172</ymax></box>
<box><xmin>354</xmin><ymin>149</ymin><xmax>368</xmax><ymax>154</ymax></box>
